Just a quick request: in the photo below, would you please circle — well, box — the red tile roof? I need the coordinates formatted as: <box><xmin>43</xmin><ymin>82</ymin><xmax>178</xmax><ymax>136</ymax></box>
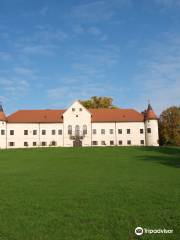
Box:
<box><xmin>7</xmin><ymin>108</ymin><xmax>144</xmax><ymax>123</ymax></box>
<box><xmin>144</xmin><ymin>104</ymin><xmax>158</xmax><ymax>120</ymax></box>
<box><xmin>0</xmin><ymin>111</ymin><xmax>6</xmax><ymax>121</ymax></box>
<box><xmin>145</xmin><ymin>109</ymin><xmax>158</xmax><ymax>120</ymax></box>
<box><xmin>7</xmin><ymin>110</ymin><xmax>65</xmax><ymax>123</ymax></box>
<box><xmin>89</xmin><ymin>109</ymin><xmax>144</xmax><ymax>122</ymax></box>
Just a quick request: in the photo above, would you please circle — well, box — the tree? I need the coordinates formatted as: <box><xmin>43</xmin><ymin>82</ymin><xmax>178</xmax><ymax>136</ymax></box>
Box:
<box><xmin>80</xmin><ymin>96</ymin><xmax>117</xmax><ymax>109</ymax></box>
<box><xmin>159</xmin><ymin>106</ymin><xmax>180</xmax><ymax>146</ymax></box>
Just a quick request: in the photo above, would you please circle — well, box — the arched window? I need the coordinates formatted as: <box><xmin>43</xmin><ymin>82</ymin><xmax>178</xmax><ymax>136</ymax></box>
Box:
<box><xmin>83</xmin><ymin>125</ymin><xmax>87</xmax><ymax>135</ymax></box>
<box><xmin>75</xmin><ymin>125</ymin><xmax>80</xmax><ymax>136</ymax></box>
<box><xmin>68</xmin><ymin>125</ymin><xmax>72</xmax><ymax>135</ymax></box>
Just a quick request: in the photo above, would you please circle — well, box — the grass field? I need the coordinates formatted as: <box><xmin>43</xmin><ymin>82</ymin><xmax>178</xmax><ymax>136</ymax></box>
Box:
<box><xmin>0</xmin><ymin>147</ymin><xmax>179</xmax><ymax>240</ymax></box>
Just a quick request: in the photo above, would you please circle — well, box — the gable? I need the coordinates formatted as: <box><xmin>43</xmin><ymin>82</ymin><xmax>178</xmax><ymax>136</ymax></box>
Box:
<box><xmin>63</xmin><ymin>100</ymin><xmax>91</xmax><ymax>117</ymax></box>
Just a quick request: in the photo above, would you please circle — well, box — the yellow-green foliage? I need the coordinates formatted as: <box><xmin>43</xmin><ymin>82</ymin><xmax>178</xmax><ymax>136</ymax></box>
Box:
<box><xmin>159</xmin><ymin>106</ymin><xmax>180</xmax><ymax>146</ymax></box>
<box><xmin>80</xmin><ymin>96</ymin><xmax>117</xmax><ymax>109</ymax></box>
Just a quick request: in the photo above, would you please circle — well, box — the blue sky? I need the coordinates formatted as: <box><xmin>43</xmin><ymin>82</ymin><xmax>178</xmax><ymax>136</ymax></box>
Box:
<box><xmin>0</xmin><ymin>0</ymin><xmax>180</xmax><ymax>115</ymax></box>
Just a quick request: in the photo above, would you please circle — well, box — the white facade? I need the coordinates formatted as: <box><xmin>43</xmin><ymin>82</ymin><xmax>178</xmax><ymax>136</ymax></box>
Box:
<box><xmin>0</xmin><ymin>121</ymin><xmax>6</xmax><ymax>149</ymax></box>
<box><xmin>0</xmin><ymin>101</ymin><xmax>159</xmax><ymax>149</ymax></box>
<box><xmin>6</xmin><ymin>123</ymin><xmax>63</xmax><ymax>149</ymax></box>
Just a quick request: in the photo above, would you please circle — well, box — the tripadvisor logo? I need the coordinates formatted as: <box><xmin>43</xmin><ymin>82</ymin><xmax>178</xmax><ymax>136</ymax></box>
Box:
<box><xmin>135</xmin><ymin>226</ymin><xmax>173</xmax><ymax>236</ymax></box>
<box><xmin>135</xmin><ymin>227</ymin><xmax>143</xmax><ymax>236</ymax></box>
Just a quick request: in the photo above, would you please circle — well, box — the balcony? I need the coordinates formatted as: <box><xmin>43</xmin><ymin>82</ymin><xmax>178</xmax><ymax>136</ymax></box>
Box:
<box><xmin>69</xmin><ymin>130</ymin><xmax>85</xmax><ymax>140</ymax></box>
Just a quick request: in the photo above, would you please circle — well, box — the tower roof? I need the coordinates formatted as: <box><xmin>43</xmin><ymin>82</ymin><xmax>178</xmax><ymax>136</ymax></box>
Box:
<box><xmin>145</xmin><ymin>103</ymin><xmax>158</xmax><ymax>120</ymax></box>
<box><xmin>0</xmin><ymin>105</ymin><xmax>6</xmax><ymax>121</ymax></box>
<box><xmin>147</xmin><ymin>103</ymin><xmax>152</xmax><ymax>111</ymax></box>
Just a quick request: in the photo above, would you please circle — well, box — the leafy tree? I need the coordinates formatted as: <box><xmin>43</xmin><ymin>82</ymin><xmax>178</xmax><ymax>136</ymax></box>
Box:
<box><xmin>159</xmin><ymin>106</ymin><xmax>180</xmax><ymax>146</ymax></box>
<box><xmin>80</xmin><ymin>96</ymin><xmax>117</xmax><ymax>109</ymax></box>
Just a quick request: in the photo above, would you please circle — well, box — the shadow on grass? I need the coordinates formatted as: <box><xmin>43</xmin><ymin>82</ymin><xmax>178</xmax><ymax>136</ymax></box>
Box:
<box><xmin>139</xmin><ymin>147</ymin><xmax>180</xmax><ymax>168</ymax></box>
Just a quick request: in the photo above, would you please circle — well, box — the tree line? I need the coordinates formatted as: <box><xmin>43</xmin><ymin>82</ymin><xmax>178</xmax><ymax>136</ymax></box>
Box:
<box><xmin>80</xmin><ymin>96</ymin><xmax>180</xmax><ymax>146</ymax></box>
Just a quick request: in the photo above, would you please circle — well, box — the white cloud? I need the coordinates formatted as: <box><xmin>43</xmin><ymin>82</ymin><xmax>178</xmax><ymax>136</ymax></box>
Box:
<box><xmin>0</xmin><ymin>77</ymin><xmax>30</xmax><ymax>97</ymax></box>
<box><xmin>33</xmin><ymin>28</ymin><xmax>68</xmax><ymax>43</ymax></box>
<box><xmin>71</xmin><ymin>0</ymin><xmax>131</xmax><ymax>22</ymax></box>
<box><xmin>22</xmin><ymin>44</ymin><xmax>57</xmax><ymax>56</ymax></box>
<box><xmin>133</xmin><ymin>33</ymin><xmax>180</xmax><ymax>114</ymax></box>
<box><xmin>68</xmin><ymin>44</ymin><xmax>121</xmax><ymax>71</ymax></box>
<box><xmin>0</xmin><ymin>95</ymin><xmax>8</xmax><ymax>103</ymax></box>
<box><xmin>13</xmin><ymin>67</ymin><xmax>34</xmax><ymax>76</ymax></box>
<box><xmin>72</xmin><ymin>1</ymin><xmax>114</xmax><ymax>22</ymax></box>
<box><xmin>73</xmin><ymin>25</ymin><xmax>107</xmax><ymax>41</ymax></box>
<box><xmin>154</xmin><ymin>0</ymin><xmax>180</xmax><ymax>7</ymax></box>
<box><xmin>73</xmin><ymin>25</ymin><xmax>85</xmax><ymax>34</ymax></box>
<box><xmin>88</xmin><ymin>27</ymin><xmax>102</xmax><ymax>36</ymax></box>
<box><xmin>0</xmin><ymin>52</ymin><xmax>13</xmax><ymax>61</ymax></box>
<box><xmin>47</xmin><ymin>81</ymin><xmax>118</xmax><ymax>108</ymax></box>
<box><xmin>39</xmin><ymin>6</ymin><xmax>49</xmax><ymax>16</ymax></box>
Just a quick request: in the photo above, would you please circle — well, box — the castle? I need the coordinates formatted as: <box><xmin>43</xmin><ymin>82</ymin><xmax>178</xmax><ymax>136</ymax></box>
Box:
<box><xmin>0</xmin><ymin>100</ymin><xmax>159</xmax><ymax>148</ymax></box>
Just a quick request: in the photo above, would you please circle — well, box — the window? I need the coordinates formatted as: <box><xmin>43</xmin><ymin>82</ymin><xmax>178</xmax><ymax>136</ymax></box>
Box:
<box><xmin>75</xmin><ymin>125</ymin><xmax>80</xmax><ymax>136</ymax></box>
<box><xmin>119</xmin><ymin>140</ymin><xmax>122</xmax><ymax>145</ymax></box>
<box><xmin>51</xmin><ymin>141</ymin><xmax>57</xmax><ymax>146</ymax></box>
<box><xmin>72</xmin><ymin>108</ymin><xmax>75</xmax><ymax>111</ymax></box>
<box><xmin>52</xmin><ymin>130</ymin><xmax>56</xmax><ymax>135</ymax></box>
<box><xmin>79</xmin><ymin>108</ymin><xmax>82</xmax><ymax>111</ymax></box>
<box><xmin>127</xmin><ymin>129</ymin><xmax>131</xmax><ymax>134</ymax></box>
<box><xmin>92</xmin><ymin>141</ymin><xmax>98</xmax><ymax>146</ymax></box>
<box><xmin>101</xmin><ymin>129</ymin><xmax>105</xmax><ymax>134</ymax></box>
<box><xmin>76</xmin><ymin>115</ymin><xmax>78</xmax><ymax>117</ymax></box>
<box><xmin>24</xmin><ymin>142</ymin><xmax>28</xmax><ymax>147</ymax></box>
<box><xmin>24</xmin><ymin>130</ymin><xmax>28</xmax><ymax>135</ymax></box>
<box><xmin>118</xmin><ymin>129</ymin><xmax>122</xmax><ymax>134</ymax></box>
<box><xmin>83</xmin><ymin>125</ymin><xmax>87</xmax><ymax>135</ymax></box>
<box><xmin>58</xmin><ymin>129</ymin><xmax>62</xmax><ymax>135</ymax></box>
<box><xmin>110</xmin><ymin>140</ymin><xmax>114</xmax><ymax>145</ymax></box>
<box><xmin>147</xmin><ymin>128</ymin><xmax>151</xmax><ymax>133</ymax></box>
<box><xmin>33</xmin><ymin>142</ymin><xmax>37</xmax><ymax>146</ymax></box>
<box><xmin>68</xmin><ymin>125</ymin><xmax>72</xmax><ymax>135</ymax></box>
<box><xmin>10</xmin><ymin>130</ymin><xmax>14</xmax><ymax>135</ymax></box>
<box><xmin>101</xmin><ymin>141</ymin><xmax>106</xmax><ymax>145</ymax></box>
<box><xmin>109</xmin><ymin>129</ymin><xmax>113</xmax><ymax>134</ymax></box>
<box><xmin>9</xmin><ymin>142</ymin><xmax>15</xmax><ymax>147</ymax></box>
<box><xmin>141</xmin><ymin>140</ymin><xmax>144</xmax><ymax>145</ymax></box>
<box><xmin>42</xmin><ymin>130</ymin><xmax>46</xmax><ymax>135</ymax></box>
<box><xmin>140</xmin><ymin>129</ymin><xmax>144</xmax><ymax>134</ymax></box>
<box><xmin>93</xmin><ymin>129</ymin><xmax>97</xmax><ymax>134</ymax></box>
<box><xmin>42</xmin><ymin>142</ymin><xmax>46</xmax><ymax>146</ymax></box>
<box><xmin>127</xmin><ymin>140</ymin><xmax>131</xmax><ymax>145</ymax></box>
<box><xmin>33</xmin><ymin>130</ymin><xmax>37</xmax><ymax>135</ymax></box>
<box><xmin>1</xmin><ymin>130</ymin><xmax>5</xmax><ymax>135</ymax></box>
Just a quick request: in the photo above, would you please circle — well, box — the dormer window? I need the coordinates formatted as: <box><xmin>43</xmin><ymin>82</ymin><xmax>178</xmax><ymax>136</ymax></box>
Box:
<box><xmin>79</xmin><ymin>108</ymin><xmax>82</xmax><ymax>111</ymax></box>
<box><xmin>72</xmin><ymin>108</ymin><xmax>75</xmax><ymax>112</ymax></box>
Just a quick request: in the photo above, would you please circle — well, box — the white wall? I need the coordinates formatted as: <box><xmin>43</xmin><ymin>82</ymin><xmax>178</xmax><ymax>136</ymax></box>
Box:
<box><xmin>116</xmin><ymin>122</ymin><xmax>145</xmax><ymax>146</ymax></box>
<box><xmin>0</xmin><ymin>121</ymin><xmax>6</xmax><ymax>149</ymax></box>
<box><xmin>0</xmin><ymin>101</ymin><xmax>160</xmax><ymax>149</ymax></box>
<box><xmin>6</xmin><ymin>123</ymin><xmax>63</xmax><ymax>148</ymax></box>
<box><xmin>145</xmin><ymin>120</ymin><xmax>159</xmax><ymax>146</ymax></box>
<box><xmin>92</xmin><ymin>122</ymin><xmax>145</xmax><ymax>146</ymax></box>
<box><xmin>92</xmin><ymin>123</ymin><xmax>116</xmax><ymax>146</ymax></box>
<box><xmin>63</xmin><ymin>101</ymin><xmax>92</xmax><ymax>147</ymax></box>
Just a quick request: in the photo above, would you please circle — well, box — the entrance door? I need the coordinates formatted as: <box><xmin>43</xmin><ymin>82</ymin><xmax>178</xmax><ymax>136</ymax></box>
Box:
<box><xmin>73</xmin><ymin>139</ymin><xmax>82</xmax><ymax>147</ymax></box>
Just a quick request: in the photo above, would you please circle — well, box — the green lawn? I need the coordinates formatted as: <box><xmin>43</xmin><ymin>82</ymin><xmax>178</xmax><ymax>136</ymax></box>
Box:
<box><xmin>0</xmin><ymin>147</ymin><xmax>179</xmax><ymax>240</ymax></box>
